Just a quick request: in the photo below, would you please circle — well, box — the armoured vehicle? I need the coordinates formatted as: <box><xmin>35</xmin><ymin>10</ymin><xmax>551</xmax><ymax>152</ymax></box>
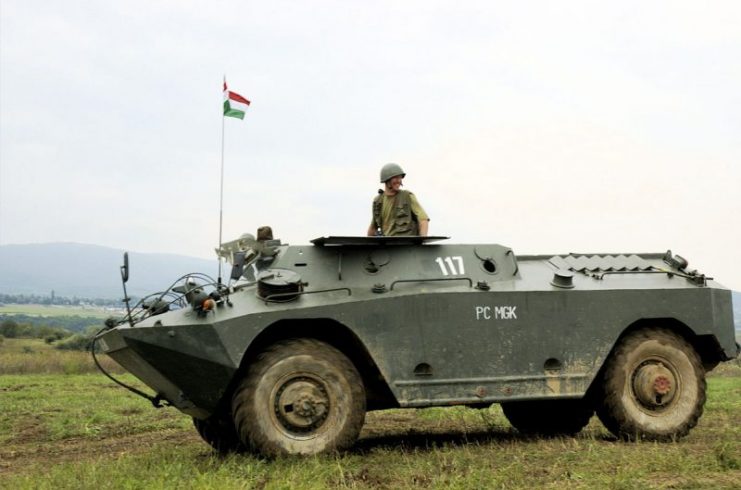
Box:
<box><xmin>95</xmin><ymin>232</ymin><xmax>739</xmax><ymax>457</ymax></box>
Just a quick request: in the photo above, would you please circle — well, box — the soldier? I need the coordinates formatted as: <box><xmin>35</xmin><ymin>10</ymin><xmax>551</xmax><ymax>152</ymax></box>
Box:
<box><xmin>367</xmin><ymin>163</ymin><xmax>429</xmax><ymax>237</ymax></box>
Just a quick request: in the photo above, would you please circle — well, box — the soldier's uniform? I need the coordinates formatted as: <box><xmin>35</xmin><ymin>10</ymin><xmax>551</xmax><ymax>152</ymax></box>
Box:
<box><xmin>369</xmin><ymin>163</ymin><xmax>429</xmax><ymax>236</ymax></box>
<box><xmin>371</xmin><ymin>190</ymin><xmax>429</xmax><ymax>236</ymax></box>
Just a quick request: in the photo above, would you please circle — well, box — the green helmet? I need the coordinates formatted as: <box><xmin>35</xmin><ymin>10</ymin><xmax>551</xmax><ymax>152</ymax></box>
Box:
<box><xmin>380</xmin><ymin>163</ymin><xmax>406</xmax><ymax>183</ymax></box>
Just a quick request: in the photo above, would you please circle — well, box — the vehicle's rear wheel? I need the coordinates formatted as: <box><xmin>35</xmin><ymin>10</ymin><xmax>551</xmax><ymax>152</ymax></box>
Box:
<box><xmin>193</xmin><ymin>414</ymin><xmax>244</xmax><ymax>453</ymax></box>
<box><xmin>596</xmin><ymin>327</ymin><xmax>705</xmax><ymax>441</ymax></box>
<box><xmin>231</xmin><ymin>338</ymin><xmax>366</xmax><ymax>457</ymax></box>
<box><xmin>501</xmin><ymin>399</ymin><xmax>593</xmax><ymax>436</ymax></box>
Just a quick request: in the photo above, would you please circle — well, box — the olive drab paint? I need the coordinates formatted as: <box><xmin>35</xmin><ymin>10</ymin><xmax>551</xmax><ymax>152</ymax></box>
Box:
<box><xmin>97</xmin><ymin>234</ymin><xmax>739</xmax><ymax>456</ymax></box>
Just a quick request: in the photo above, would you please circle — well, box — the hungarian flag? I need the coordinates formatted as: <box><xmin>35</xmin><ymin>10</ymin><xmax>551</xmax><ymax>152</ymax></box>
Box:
<box><xmin>223</xmin><ymin>81</ymin><xmax>250</xmax><ymax>119</ymax></box>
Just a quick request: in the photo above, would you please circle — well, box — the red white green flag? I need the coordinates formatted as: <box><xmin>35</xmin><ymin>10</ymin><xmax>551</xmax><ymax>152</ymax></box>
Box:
<box><xmin>223</xmin><ymin>80</ymin><xmax>250</xmax><ymax>119</ymax></box>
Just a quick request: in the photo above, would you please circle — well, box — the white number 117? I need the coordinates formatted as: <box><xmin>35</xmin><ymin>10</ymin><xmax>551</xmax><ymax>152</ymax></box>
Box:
<box><xmin>435</xmin><ymin>256</ymin><xmax>465</xmax><ymax>276</ymax></box>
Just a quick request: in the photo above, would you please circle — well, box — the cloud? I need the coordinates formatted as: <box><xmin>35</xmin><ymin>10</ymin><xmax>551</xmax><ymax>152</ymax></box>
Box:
<box><xmin>1</xmin><ymin>1</ymin><xmax>740</xmax><ymax>288</ymax></box>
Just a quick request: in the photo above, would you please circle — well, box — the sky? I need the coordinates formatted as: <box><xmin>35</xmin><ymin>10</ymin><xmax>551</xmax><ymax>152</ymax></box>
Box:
<box><xmin>1</xmin><ymin>1</ymin><xmax>740</xmax><ymax>290</ymax></box>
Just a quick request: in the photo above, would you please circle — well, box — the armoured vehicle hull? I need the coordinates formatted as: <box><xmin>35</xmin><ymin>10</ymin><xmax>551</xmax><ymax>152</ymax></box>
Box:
<box><xmin>97</xmin><ymin>236</ymin><xmax>738</xmax><ymax>456</ymax></box>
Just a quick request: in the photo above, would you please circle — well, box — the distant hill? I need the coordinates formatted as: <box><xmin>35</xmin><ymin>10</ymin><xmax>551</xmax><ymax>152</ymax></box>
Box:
<box><xmin>733</xmin><ymin>290</ymin><xmax>741</xmax><ymax>331</ymax></box>
<box><xmin>0</xmin><ymin>243</ymin><xmax>217</xmax><ymax>300</ymax></box>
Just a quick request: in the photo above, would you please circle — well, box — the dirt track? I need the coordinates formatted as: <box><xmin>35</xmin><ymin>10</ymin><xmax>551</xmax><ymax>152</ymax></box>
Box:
<box><xmin>1</xmin><ymin>410</ymin><xmax>506</xmax><ymax>476</ymax></box>
<box><xmin>1</xmin><ymin>429</ymin><xmax>199</xmax><ymax>475</ymax></box>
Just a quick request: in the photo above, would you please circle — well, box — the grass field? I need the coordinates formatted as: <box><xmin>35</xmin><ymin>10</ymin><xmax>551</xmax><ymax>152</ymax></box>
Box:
<box><xmin>1</xmin><ymin>340</ymin><xmax>739</xmax><ymax>489</ymax></box>
<box><xmin>0</xmin><ymin>304</ymin><xmax>115</xmax><ymax>319</ymax></box>
<box><xmin>0</xmin><ymin>338</ymin><xmax>123</xmax><ymax>375</ymax></box>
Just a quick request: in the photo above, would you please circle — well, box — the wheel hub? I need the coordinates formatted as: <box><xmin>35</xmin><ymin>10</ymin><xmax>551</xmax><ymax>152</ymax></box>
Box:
<box><xmin>632</xmin><ymin>361</ymin><xmax>677</xmax><ymax>409</ymax></box>
<box><xmin>273</xmin><ymin>376</ymin><xmax>330</xmax><ymax>433</ymax></box>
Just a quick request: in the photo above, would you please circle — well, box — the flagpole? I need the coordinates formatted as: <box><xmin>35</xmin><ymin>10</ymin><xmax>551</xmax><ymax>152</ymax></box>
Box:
<box><xmin>217</xmin><ymin>77</ymin><xmax>249</xmax><ymax>288</ymax></box>
<box><xmin>218</xmin><ymin>76</ymin><xmax>226</xmax><ymax>287</ymax></box>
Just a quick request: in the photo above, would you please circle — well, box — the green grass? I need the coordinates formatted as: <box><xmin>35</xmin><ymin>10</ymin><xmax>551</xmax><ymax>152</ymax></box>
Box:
<box><xmin>1</xmin><ymin>372</ymin><xmax>739</xmax><ymax>489</ymax></box>
<box><xmin>0</xmin><ymin>337</ymin><xmax>57</xmax><ymax>354</ymax></box>
<box><xmin>0</xmin><ymin>303</ymin><xmax>113</xmax><ymax>319</ymax></box>
<box><xmin>0</xmin><ymin>338</ymin><xmax>123</xmax><ymax>375</ymax></box>
<box><xmin>0</xmin><ymin>374</ymin><xmax>188</xmax><ymax>445</ymax></box>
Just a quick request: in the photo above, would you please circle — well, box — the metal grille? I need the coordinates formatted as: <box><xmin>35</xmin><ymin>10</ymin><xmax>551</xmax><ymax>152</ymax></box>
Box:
<box><xmin>549</xmin><ymin>254</ymin><xmax>653</xmax><ymax>273</ymax></box>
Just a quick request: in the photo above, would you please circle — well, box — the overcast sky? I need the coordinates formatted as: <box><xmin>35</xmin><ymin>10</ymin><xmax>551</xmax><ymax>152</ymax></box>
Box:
<box><xmin>1</xmin><ymin>1</ymin><xmax>740</xmax><ymax>289</ymax></box>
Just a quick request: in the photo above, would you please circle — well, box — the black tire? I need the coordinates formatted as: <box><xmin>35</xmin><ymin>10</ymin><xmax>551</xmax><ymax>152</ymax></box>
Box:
<box><xmin>595</xmin><ymin>327</ymin><xmax>705</xmax><ymax>441</ymax></box>
<box><xmin>231</xmin><ymin>338</ymin><xmax>366</xmax><ymax>457</ymax></box>
<box><xmin>501</xmin><ymin>399</ymin><xmax>593</xmax><ymax>436</ymax></box>
<box><xmin>193</xmin><ymin>414</ymin><xmax>245</xmax><ymax>453</ymax></box>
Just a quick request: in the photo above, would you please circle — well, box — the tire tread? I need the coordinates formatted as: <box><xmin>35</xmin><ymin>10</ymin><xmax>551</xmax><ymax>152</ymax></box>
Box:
<box><xmin>231</xmin><ymin>338</ymin><xmax>365</xmax><ymax>456</ymax></box>
<box><xmin>595</xmin><ymin>327</ymin><xmax>705</xmax><ymax>441</ymax></box>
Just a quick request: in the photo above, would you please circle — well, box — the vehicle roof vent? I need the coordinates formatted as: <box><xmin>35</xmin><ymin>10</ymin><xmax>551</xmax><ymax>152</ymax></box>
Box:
<box><xmin>551</xmin><ymin>270</ymin><xmax>574</xmax><ymax>289</ymax></box>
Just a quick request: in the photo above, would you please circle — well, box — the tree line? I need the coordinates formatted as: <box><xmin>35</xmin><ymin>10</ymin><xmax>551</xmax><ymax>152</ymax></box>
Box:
<box><xmin>0</xmin><ymin>314</ymin><xmax>103</xmax><ymax>334</ymax></box>
<box><xmin>0</xmin><ymin>315</ymin><xmax>106</xmax><ymax>351</ymax></box>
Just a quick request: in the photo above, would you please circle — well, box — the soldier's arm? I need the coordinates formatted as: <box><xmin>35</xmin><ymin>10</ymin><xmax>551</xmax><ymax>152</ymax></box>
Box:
<box><xmin>367</xmin><ymin>222</ymin><xmax>377</xmax><ymax>236</ymax></box>
<box><xmin>418</xmin><ymin>219</ymin><xmax>429</xmax><ymax>236</ymax></box>
<box><xmin>409</xmin><ymin>193</ymin><xmax>430</xmax><ymax>236</ymax></box>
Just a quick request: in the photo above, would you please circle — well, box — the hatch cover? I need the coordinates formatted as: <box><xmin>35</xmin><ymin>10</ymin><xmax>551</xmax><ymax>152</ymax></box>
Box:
<box><xmin>311</xmin><ymin>236</ymin><xmax>449</xmax><ymax>247</ymax></box>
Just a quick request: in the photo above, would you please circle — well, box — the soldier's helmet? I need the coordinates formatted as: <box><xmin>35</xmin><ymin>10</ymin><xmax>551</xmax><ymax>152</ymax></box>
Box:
<box><xmin>380</xmin><ymin>163</ymin><xmax>406</xmax><ymax>183</ymax></box>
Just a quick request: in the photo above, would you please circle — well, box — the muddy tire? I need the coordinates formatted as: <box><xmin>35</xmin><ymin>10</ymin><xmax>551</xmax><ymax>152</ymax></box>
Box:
<box><xmin>231</xmin><ymin>338</ymin><xmax>366</xmax><ymax>457</ymax></box>
<box><xmin>193</xmin><ymin>415</ymin><xmax>244</xmax><ymax>453</ymax></box>
<box><xmin>502</xmin><ymin>399</ymin><xmax>593</xmax><ymax>436</ymax></box>
<box><xmin>596</xmin><ymin>327</ymin><xmax>705</xmax><ymax>441</ymax></box>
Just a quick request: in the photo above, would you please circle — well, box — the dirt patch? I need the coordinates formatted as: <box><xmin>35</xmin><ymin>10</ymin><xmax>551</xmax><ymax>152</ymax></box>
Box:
<box><xmin>0</xmin><ymin>410</ymin><xmax>506</xmax><ymax>476</ymax></box>
<box><xmin>0</xmin><ymin>429</ymin><xmax>200</xmax><ymax>476</ymax></box>
<box><xmin>1</xmin><ymin>385</ymin><xmax>24</xmax><ymax>392</ymax></box>
<box><xmin>116</xmin><ymin>407</ymin><xmax>145</xmax><ymax>416</ymax></box>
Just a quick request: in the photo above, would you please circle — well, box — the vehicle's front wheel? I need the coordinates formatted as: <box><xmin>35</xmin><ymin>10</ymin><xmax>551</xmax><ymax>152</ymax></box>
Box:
<box><xmin>596</xmin><ymin>327</ymin><xmax>705</xmax><ymax>441</ymax></box>
<box><xmin>501</xmin><ymin>399</ymin><xmax>593</xmax><ymax>436</ymax></box>
<box><xmin>193</xmin><ymin>414</ymin><xmax>244</xmax><ymax>453</ymax></box>
<box><xmin>231</xmin><ymin>338</ymin><xmax>366</xmax><ymax>457</ymax></box>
